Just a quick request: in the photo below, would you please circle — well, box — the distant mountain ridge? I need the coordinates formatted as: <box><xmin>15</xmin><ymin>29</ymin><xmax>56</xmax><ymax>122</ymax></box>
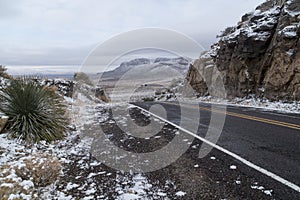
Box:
<box><xmin>100</xmin><ymin>57</ymin><xmax>191</xmax><ymax>80</ymax></box>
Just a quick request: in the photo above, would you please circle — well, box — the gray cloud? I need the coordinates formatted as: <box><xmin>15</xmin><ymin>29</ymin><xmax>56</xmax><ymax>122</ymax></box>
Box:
<box><xmin>0</xmin><ymin>0</ymin><xmax>265</xmax><ymax>66</ymax></box>
<box><xmin>0</xmin><ymin>0</ymin><xmax>22</xmax><ymax>18</ymax></box>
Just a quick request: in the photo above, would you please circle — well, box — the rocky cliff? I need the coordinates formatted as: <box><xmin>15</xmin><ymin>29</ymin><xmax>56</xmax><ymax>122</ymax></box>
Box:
<box><xmin>185</xmin><ymin>0</ymin><xmax>300</xmax><ymax>100</ymax></box>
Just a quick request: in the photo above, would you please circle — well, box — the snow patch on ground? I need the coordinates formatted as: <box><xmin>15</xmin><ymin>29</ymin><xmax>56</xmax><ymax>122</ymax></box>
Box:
<box><xmin>230</xmin><ymin>165</ymin><xmax>237</xmax><ymax>170</ymax></box>
<box><xmin>251</xmin><ymin>183</ymin><xmax>273</xmax><ymax>196</ymax></box>
<box><xmin>175</xmin><ymin>191</ymin><xmax>186</xmax><ymax>197</ymax></box>
<box><xmin>115</xmin><ymin>173</ymin><xmax>172</xmax><ymax>199</ymax></box>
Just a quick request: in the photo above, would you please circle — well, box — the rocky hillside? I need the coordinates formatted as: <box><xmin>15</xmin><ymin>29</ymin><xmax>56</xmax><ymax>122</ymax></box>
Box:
<box><xmin>185</xmin><ymin>0</ymin><xmax>300</xmax><ymax>100</ymax></box>
<box><xmin>0</xmin><ymin>77</ymin><xmax>74</xmax><ymax>97</ymax></box>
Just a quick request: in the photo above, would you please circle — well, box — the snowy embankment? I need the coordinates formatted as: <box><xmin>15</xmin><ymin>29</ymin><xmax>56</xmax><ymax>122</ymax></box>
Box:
<box><xmin>0</xmin><ymin>86</ymin><xmax>180</xmax><ymax>199</ymax></box>
<box><xmin>182</xmin><ymin>96</ymin><xmax>300</xmax><ymax>114</ymax></box>
<box><xmin>150</xmin><ymin>89</ymin><xmax>299</xmax><ymax>113</ymax></box>
<box><xmin>139</xmin><ymin>77</ymin><xmax>299</xmax><ymax>114</ymax></box>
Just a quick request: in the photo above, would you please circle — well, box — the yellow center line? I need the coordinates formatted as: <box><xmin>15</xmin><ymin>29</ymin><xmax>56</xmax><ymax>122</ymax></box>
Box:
<box><xmin>162</xmin><ymin>102</ymin><xmax>300</xmax><ymax>130</ymax></box>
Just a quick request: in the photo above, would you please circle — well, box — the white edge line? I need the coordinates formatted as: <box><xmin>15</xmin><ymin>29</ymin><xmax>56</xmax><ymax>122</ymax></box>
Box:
<box><xmin>130</xmin><ymin>103</ymin><xmax>300</xmax><ymax>193</ymax></box>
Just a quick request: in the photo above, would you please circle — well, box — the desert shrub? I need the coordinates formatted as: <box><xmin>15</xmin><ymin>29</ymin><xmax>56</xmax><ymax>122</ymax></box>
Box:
<box><xmin>0</xmin><ymin>164</ymin><xmax>35</xmax><ymax>200</ymax></box>
<box><xmin>74</xmin><ymin>72</ymin><xmax>94</xmax><ymax>86</ymax></box>
<box><xmin>0</xmin><ymin>79</ymin><xmax>68</xmax><ymax>143</ymax></box>
<box><xmin>14</xmin><ymin>153</ymin><xmax>62</xmax><ymax>187</ymax></box>
<box><xmin>0</xmin><ymin>154</ymin><xmax>61</xmax><ymax>199</ymax></box>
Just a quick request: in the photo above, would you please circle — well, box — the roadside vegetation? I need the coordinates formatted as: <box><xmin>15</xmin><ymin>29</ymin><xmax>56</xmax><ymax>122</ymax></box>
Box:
<box><xmin>0</xmin><ymin>78</ymin><xmax>68</xmax><ymax>143</ymax></box>
<box><xmin>0</xmin><ymin>68</ymin><xmax>71</xmax><ymax>199</ymax></box>
<box><xmin>74</xmin><ymin>72</ymin><xmax>94</xmax><ymax>86</ymax></box>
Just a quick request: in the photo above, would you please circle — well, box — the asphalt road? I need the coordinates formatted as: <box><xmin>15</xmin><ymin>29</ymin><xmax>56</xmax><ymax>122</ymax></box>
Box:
<box><xmin>133</xmin><ymin>101</ymin><xmax>300</xmax><ymax>198</ymax></box>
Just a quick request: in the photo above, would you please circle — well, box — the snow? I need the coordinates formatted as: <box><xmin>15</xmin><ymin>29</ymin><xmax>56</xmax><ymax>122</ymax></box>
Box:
<box><xmin>244</xmin><ymin>66</ymin><xmax>249</xmax><ymax>79</ymax></box>
<box><xmin>114</xmin><ymin>173</ymin><xmax>174</xmax><ymax>199</ymax></box>
<box><xmin>284</xmin><ymin>0</ymin><xmax>300</xmax><ymax>17</ymax></box>
<box><xmin>66</xmin><ymin>182</ymin><xmax>80</xmax><ymax>190</ymax></box>
<box><xmin>85</xmin><ymin>188</ymin><xmax>96</xmax><ymax>195</ymax></box>
<box><xmin>175</xmin><ymin>191</ymin><xmax>186</xmax><ymax>196</ymax></box>
<box><xmin>253</xmin><ymin>10</ymin><xmax>261</xmax><ymax>16</ymax></box>
<box><xmin>230</xmin><ymin>165</ymin><xmax>237</xmax><ymax>170</ymax></box>
<box><xmin>0</xmin><ymin>134</ymin><xmax>25</xmax><ymax>164</ymax></box>
<box><xmin>282</xmin><ymin>30</ymin><xmax>297</xmax><ymax>38</ymax></box>
<box><xmin>8</xmin><ymin>194</ymin><xmax>20</xmax><ymax>200</ymax></box>
<box><xmin>19</xmin><ymin>180</ymin><xmax>34</xmax><ymax>190</ymax></box>
<box><xmin>118</xmin><ymin>193</ymin><xmax>141</xmax><ymax>200</ymax></box>
<box><xmin>56</xmin><ymin>191</ymin><xmax>73</xmax><ymax>200</ymax></box>
<box><xmin>286</xmin><ymin>49</ymin><xmax>294</xmax><ymax>57</ymax></box>
<box><xmin>264</xmin><ymin>190</ymin><xmax>273</xmax><ymax>196</ymax></box>
<box><xmin>8</xmin><ymin>194</ymin><xmax>32</xmax><ymax>200</ymax></box>
<box><xmin>279</xmin><ymin>25</ymin><xmax>298</xmax><ymax>38</ymax></box>
<box><xmin>157</xmin><ymin>192</ymin><xmax>167</xmax><ymax>197</ymax></box>
<box><xmin>247</xmin><ymin>31</ymin><xmax>271</xmax><ymax>41</ymax></box>
<box><xmin>182</xmin><ymin>95</ymin><xmax>300</xmax><ymax>114</ymax></box>
<box><xmin>221</xmin><ymin>5</ymin><xmax>280</xmax><ymax>42</ymax></box>
<box><xmin>251</xmin><ymin>184</ymin><xmax>273</xmax><ymax>196</ymax></box>
<box><xmin>0</xmin><ymin>77</ymin><xmax>9</xmax><ymax>89</ymax></box>
<box><xmin>286</xmin><ymin>10</ymin><xmax>300</xmax><ymax>17</ymax></box>
<box><xmin>1</xmin><ymin>183</ymin><xmax>14</xmax><ymax>188</ymax></box>
<box><xmin>64</xmin><ymin>96</ymin><xmax>74</xmax><ymax>103</ymax></box>
<box><xmin>200</xmin><ymin>51</ymin><xmax>213</xmax><ymax>59</ymax></box>
<box><xmin>82</xmin><ymin>196</ymin><xmax>94</xmax><ymax>200</ymax></box>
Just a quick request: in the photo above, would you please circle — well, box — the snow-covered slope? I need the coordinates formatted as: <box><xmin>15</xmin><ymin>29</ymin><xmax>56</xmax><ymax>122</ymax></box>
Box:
<box><xmin>100</xmin><ymin>57</ymin><xmax>191</xmax><ymax>81</ymax></box>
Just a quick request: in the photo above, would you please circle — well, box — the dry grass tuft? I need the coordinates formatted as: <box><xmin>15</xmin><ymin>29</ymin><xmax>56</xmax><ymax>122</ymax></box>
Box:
<box><xmin>0</xmin><ymin>164</ymin><xmax>34</xmax><ymax>200</ymax></box>
<box><xmin>14</xmin><ymin>153</ymin><xmax>62</xmax><ymax>187</ymax></box>
<box><xmin>0</xmin><ymin>154</ymin><xmax>62</xmax><ymax>200</ymax></box>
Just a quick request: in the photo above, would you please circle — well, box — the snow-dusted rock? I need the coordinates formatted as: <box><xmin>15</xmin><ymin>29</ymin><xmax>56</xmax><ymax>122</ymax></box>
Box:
<box><xmin>185</xmin><ymin>0</ymin><xmax>300</xmax><ymax>101</ymax></box>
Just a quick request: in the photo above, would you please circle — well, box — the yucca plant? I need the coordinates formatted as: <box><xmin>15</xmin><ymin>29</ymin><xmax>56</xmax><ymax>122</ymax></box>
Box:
<box><xmin>0</xmin><ymin>78</ymin><xmax>68</xmax><ymax>143</ymax></box>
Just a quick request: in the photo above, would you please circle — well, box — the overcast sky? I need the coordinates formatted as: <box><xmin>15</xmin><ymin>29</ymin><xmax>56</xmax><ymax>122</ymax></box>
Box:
<box><xmin>0</xmin><ymin>0</ymin><xmax>265</xmax><ymax>67</ymax></box>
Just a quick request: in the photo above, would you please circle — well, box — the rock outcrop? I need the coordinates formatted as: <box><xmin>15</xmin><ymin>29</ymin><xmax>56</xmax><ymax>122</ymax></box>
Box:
<box><xmin>34</xmin><ymin>78</ymin><xmax>74</xmax><ymax>97</ymax></box>
<box><xmin>185</xmin><ymin>0</ymin><xmax>300</xmax><ymax>100</ymax></box>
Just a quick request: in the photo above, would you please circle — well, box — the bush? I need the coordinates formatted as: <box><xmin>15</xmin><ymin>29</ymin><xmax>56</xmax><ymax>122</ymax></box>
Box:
<box><xmin>0</xmin><ymin>164</ymin><xmax>35</xmax><ymax>200</ymax></box>
<box><xmin>74</xmin><ymin>72</ymin><xmax>94</xmax><ymax>86</ymax></box>
<box><xmin>14</xmin><ymin>153</ymin><xmax>62</xmax><ymax>187</ymax></box>
<box><xmin>0</xmin><ymin>79</ymin><xmax>68</xmax><ymax>143</ymax></box>
<box><xmin>0</xmin><ymin>154</ymin><xmax>61</xmax><ymax>199</ymax></box>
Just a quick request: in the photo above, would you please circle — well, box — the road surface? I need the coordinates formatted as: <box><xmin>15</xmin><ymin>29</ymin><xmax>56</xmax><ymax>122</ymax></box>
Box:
<box><xmin>132</xmin><ymin>101</ymin><xmax>300</xmax><ymax>199</ymax></box>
